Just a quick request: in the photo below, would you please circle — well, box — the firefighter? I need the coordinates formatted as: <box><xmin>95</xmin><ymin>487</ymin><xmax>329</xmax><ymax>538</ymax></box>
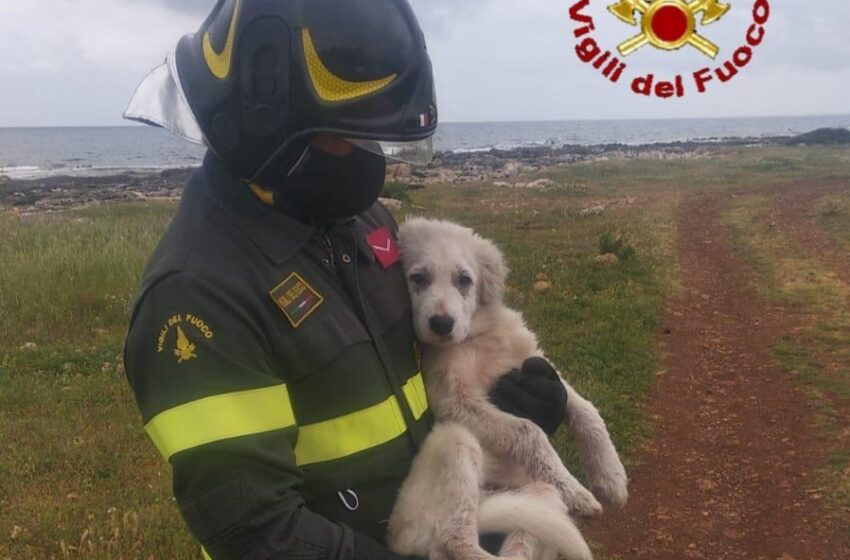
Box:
<box><xmin>123</xmin><ymin>1</ymin><xmax>569</xmax><ymax>558</ymax></box>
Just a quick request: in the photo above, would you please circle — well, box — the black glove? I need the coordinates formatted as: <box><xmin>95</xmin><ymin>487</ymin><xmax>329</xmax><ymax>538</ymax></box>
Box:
<box><xmin>488</xmin><ymin>357</ymin><xmax>568</xmax><ymax>437</ymax></box>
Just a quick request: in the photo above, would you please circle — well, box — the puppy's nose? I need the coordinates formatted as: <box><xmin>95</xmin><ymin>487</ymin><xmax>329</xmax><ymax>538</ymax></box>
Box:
<box><xmin>429</xmin><ymin>315</ymin><xmax>455</xmax><ymax>337</ymax></box>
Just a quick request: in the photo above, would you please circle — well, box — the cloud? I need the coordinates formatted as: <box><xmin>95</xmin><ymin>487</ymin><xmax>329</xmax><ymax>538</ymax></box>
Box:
<box><xmin>140</xmin><ymin>0</ymin><xmax>214</xmax><ymax>15</ymax></box>
<box><xmin>409</xmin><ymin>0</ymin><xmax>493</xmax><ymax>35</ymax></box>
<box><xmin>0</xmin><ymin>0</ymin><xmax>201</xmax><ymax>72</ymax></box>
<box><xmin>0</xmin><ymin>0</ymin><xmax>846</xmax><ymax>126</ymax></box>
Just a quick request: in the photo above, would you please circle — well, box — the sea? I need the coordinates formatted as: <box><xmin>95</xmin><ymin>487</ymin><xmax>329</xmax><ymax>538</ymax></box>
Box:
<box><xmin>1</xmin><ymin>114</ymin><xmax>848</xmax><ymax>180</ymax></box>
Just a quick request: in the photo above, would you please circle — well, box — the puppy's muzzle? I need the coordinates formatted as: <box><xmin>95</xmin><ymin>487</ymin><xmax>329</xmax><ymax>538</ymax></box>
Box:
<box><xmin>429</xmin><ymin>315</ymin><xmax>455</xmax><ymax>337</ymax></box>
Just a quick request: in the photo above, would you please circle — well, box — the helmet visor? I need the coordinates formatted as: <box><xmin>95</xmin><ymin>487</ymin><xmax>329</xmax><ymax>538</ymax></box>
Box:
<box><xmin>346</xmin><ymin>137</ymin><xmax>433</xmax><ymax>167</ymax></box>
<box><xmin>124</xmin><ymin>49</ymin><xmax>205</xmax><ymax>145</ymax></box>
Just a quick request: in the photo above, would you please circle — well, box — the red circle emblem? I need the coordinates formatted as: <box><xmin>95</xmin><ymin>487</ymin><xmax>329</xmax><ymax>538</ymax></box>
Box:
<box><xmin>650</xmin><ymin>5</ymin><xmax>690</xmax><ymax>43</ymax></box>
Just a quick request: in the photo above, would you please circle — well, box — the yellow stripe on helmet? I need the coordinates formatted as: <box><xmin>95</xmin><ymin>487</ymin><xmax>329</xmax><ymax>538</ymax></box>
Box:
<box><xmin>202</xmin><ymin>0</ymin><xmax>242</xmax><ymax>80</ymax></box>
<box><xmin>302</xmin><ymin>28</ymin><xmax>397</xmax><ymax>103</ymax></box>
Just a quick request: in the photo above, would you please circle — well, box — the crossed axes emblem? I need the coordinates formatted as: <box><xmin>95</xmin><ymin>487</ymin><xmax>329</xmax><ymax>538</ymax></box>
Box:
<box><xmin>608</xmin><ymin>0</ymin><xmax>731</xmax><ymax>58</ymax></box>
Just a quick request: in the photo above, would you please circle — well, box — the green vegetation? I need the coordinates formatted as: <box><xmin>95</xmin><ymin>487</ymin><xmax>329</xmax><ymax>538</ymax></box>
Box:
<box><xmin>598</xmin><ymin>232</ymin><xmax>636</xmax><ymax>262</ymax></box>
<box><xmin>381</xmin><ymin>180</ymin><xmax>414</xmax><ymax>205</ymax></box>
<box><xmin>0</xmin><ymin>203</ymin><xmax>194</xmax><ymax>559</ymax></box>
<box><xmin>818</xmin><ymin>189</ymin><xmax>850</xmax><ymax>246</ymax></box>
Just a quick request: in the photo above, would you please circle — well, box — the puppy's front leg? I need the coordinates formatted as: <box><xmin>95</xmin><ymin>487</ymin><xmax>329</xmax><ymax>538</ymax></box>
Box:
<box><xmin>460</xmin><ymin>402</ymin><xmax>602</xmax><ymax>517</ymax></box>
<box><xmin>561</xmin><ymin>380</ymin><xmax>629</xmax><ymax>507</ymax></box>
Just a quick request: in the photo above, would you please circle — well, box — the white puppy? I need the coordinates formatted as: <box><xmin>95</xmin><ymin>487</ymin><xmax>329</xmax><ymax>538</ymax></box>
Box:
<box><xmin>388</xmin><ymin>219</ymin><xmax>629</xmax><ymax>560</ymax></box>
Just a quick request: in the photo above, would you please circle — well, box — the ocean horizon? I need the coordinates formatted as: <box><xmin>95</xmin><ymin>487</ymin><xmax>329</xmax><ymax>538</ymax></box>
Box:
<box><xmin>1</xmin><ymin>114</ymin><xmax>848</xmax><ymax>180</ymax></box>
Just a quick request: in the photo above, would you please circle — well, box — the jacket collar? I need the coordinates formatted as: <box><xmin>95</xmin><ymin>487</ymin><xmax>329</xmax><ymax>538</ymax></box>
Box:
<box><xmin>200</xmin><ymin>153</ymin><xmax>379</xmax><ymax>265</ymax></box>
<box><xmin>202</xmin><ymin>153</ymin><xmax>316</xmax><ymax>265</ymax></box>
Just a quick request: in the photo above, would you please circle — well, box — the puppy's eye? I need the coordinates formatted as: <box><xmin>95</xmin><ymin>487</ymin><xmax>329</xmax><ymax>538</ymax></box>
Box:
<box><xmin>410</xmin><ymin>272</ymin><xmax>428</xmax><ymax>286</ymax></box>
<box><xmin>458</xmin><ymin>273</ymin><xmax>474</xmax><ymax>287</ymax></box>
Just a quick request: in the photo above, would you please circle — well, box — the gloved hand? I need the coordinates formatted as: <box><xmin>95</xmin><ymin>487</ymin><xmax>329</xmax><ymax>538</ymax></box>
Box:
<box><xmin>488</xmin><ymin>357</ymin><xmax>568</xmax><ymax>437</ymax></box>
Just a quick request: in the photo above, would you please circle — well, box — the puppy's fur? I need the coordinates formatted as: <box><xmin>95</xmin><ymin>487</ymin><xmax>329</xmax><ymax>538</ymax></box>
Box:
<box><xmin>388</xmin><ymin>219</ymin><xmax>628</xmax><ymax>560</ymax></box>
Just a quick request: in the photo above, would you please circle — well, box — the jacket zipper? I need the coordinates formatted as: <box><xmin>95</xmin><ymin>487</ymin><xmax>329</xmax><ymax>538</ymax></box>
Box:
<box><xmin>323</xmin><ymin>231</ymin><xmax>337</xmax><ymax>269</ymax></box>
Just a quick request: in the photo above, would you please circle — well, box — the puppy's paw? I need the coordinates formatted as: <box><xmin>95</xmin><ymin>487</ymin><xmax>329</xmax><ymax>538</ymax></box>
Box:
<box><xmin>563</xmin><ymin>486</ymin><xmax>603</xmax><ymax>518</ymax></box>
<box><xmin>590</xmin><ymin>466</ymin><xmax>629</xmax><ymax>508</ymax></box>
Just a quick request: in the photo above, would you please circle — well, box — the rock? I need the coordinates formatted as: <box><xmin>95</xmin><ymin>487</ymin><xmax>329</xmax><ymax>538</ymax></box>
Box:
<box><xmin>378</xmin><ymin>197</ymin><xmax>403</xmax><ymax>210</ymax></box>
<box><xmin>501</xmin><ymin>161</ymin><xmax>523</xmax><ymax>177</ymax></box>
<box><xmin>785</xmin><ymin>128</ymin><xmax>850</xmax><ymax>146</ymax></box>
<box><xmin>696</xmin><ymin>478</ymin><xmax>718</xmax><ymax>492</ymax></box>
<box><xmin>535</xmin><ymin>272</ymin><xmax>550</xmax><ymax>282</ymax></box>
<box><xmin>534</xmin><ymin>281</ymin><xmax>551</xmax><ymax>293</ymax></box>
<box><xmin>581</xmin><ymin>205</ymin><xmax>606</xmax><ymax>217</ymax></box>
<box><xmin>19</xmin><ymin>342</ymin><xmax>37</xmax><ymax>351</ymax></box>
<box><xmin>493</xmin><ymin>181</ymin><xmax>512</xmax><ymax>188</ymax></box>
<box><xmin>596</xmin><ymin>253</ymin><xmax>620</xmax><ymax>266</ymax></box>
<box><xmin>525</xmin><ymin>178</ymin><xmax>557</xmax><ymax>189</ymax></box>
<box><xmin>387</xmin><ymin>163</ymin><xmax>413</xmax><ymax>179</ymax></box>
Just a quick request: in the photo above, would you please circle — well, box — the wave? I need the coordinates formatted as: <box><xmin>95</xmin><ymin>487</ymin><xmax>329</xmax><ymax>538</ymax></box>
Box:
<box><xmin>0</xmin><ymin>163</ymin><xmax>199</xmax><ymax>181</ymax></box>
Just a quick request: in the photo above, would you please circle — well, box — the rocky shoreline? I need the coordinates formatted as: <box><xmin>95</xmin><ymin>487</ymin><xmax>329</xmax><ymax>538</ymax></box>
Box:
<box><xmin>405</xmin><ymin>137</ymin><xmax>764</xmax><ymax>185</ymax></box>
<box><xmin>0</xmin><ymin>131</ymin><xmax>843</xmax><ymax>212</ymax></box>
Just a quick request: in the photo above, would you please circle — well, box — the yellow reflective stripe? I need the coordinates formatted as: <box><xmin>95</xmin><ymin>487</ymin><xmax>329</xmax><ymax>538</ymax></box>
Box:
<box><xmin>294</xmin><ymin>373</ymin><xmax>430</xmax><ymax>466</ymax></box>
<box><xmin>295</xmin><ymin>394</ymin><xmax>406</xmax><ymax>466</ymax></box>
<box><xmin>201</xmin><ymin>547</ymin><xmax>212</xmax><ymax>560</ymax></box>
<box><xmin>145</xmin><ymin>385</ymin><xmax>296</xmax><ymax>461</ymax></box>
<box><xmin>402</xmin><ymin>372</ymin><xmax>428</xmax><ymax>421</ymax></box>
<box><xmin>302</xmin><ymin>28</ymin><xmax>397</xmax><ymax>103</ymax></box>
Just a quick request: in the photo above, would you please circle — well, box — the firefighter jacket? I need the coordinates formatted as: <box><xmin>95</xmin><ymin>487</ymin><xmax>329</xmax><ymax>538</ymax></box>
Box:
<box><xmin>124</xmin><ymin>154</ymin><xmax>433</xmax><ymax>559</ymax></box>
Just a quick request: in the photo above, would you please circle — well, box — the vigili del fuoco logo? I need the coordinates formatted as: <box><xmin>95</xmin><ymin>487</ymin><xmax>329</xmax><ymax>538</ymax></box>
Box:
<box><xmin>569</xmin><ymin>0</ymin><xmax>770</xmax><ymax>98</ymax></box>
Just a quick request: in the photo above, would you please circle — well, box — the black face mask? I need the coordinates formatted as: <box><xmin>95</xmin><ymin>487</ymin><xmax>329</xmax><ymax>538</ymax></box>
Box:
<box><xmin>270</xmin><ymin>146</ymin><xmax>387</xmax><ymax>223</ymax></box>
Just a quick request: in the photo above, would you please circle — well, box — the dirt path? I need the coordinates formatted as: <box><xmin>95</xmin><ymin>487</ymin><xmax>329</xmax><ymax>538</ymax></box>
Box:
<box><xmin>587</xmin><ymin>192</ymin><xmax>850</xmax><ymax>560</ymax></box>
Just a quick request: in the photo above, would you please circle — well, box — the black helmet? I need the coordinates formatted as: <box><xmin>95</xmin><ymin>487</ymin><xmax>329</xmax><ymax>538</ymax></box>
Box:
<box><xmin>127</xmin><ymin>0</ymin><xmax>438</xmax><ymax>181</ymax></box>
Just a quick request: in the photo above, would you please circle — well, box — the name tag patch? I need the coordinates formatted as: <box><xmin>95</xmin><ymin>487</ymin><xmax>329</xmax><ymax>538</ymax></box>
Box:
<box><xmin>368</xmin><ymin>227</ymin><xmax>400</xmax><ymax>269</ymax></box>
<box><xmin>270</xmin><ymin>273</ymin><xmax>324</xmax><ymax>328</ymax></box>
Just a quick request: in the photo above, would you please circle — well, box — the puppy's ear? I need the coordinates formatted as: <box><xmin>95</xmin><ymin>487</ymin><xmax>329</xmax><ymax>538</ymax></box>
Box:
<box><xmin>473</xmin><ymin>236</ymin><xmax>508</xmax><ymax>305</ymax></box>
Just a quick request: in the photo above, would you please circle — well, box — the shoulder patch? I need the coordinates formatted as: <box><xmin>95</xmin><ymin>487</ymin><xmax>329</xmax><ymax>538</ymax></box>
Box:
<box><xmin>156</xmin><ymin>313</ymin><xmax>215</xmax><ymax>364</ymax></box>
<box><xmin>270</xmin><ymin>273</ymin><xmax>324</xmax><ymax>328</ymax></box>
<box><xmin>367</xmin><ymin>227</ymin><xmax>400</xmax><ymax>269</ymax></box>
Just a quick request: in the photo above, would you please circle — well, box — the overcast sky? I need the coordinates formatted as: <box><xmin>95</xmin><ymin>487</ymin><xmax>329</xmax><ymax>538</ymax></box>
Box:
<box><xmin>0</xmin><ymin>0</ymin><xmax>847</xmax><ymax>126</ymax></box>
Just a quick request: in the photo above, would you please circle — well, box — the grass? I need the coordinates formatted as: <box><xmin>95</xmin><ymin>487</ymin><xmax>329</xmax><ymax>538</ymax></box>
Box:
<box><xmin>0</xmin><ymin>203</ymin><xmax>196</xmax><ymax>559</ymax></box>
<box><xmin>817</xmin><ymin>189</ymin><xmax>850</xmax><ymax>247</ymax></box>
<box><xmin>2</xmin><ymin>145</ymin><xmax>847</xmax><ymax>558</ymax></box>
<box><xmin>382</xmin><ymin>180</ymin><xmax>415</xmax><ymax>205</ymax></box>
